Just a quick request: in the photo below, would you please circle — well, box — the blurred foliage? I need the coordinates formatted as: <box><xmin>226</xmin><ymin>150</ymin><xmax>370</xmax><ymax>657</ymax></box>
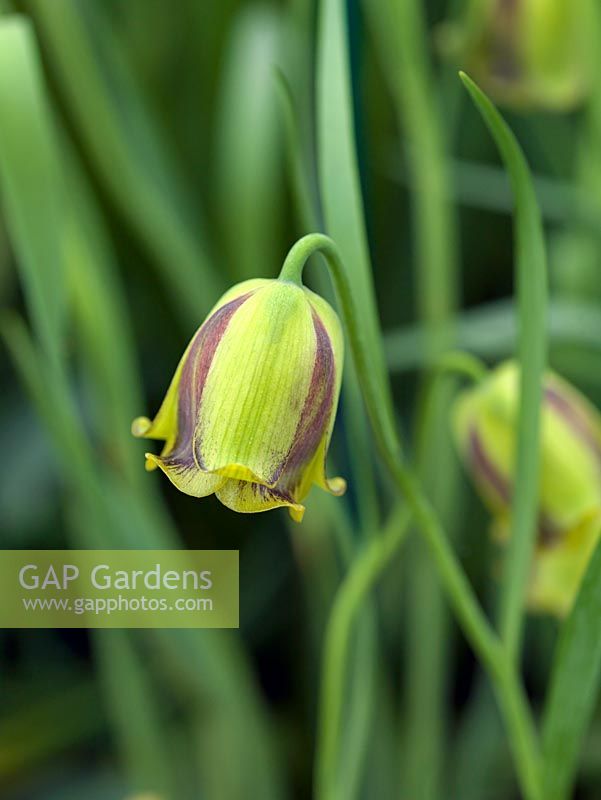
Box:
<box><xmin>1</xmin><ymin>0</ymin><xmax>601</xmax><ymax>799</ymax></box>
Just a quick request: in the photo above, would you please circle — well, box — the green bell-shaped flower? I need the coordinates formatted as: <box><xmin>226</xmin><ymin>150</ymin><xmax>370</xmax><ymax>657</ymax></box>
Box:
<box><xmin>133</xmin><ymin>278</ymin><xmax>346</xmax><ymax>522</ymax></box>
<box><xmin>453</xmin><ymin>360</ymin><xmax>601</xmax><ymax>615</ymax></box>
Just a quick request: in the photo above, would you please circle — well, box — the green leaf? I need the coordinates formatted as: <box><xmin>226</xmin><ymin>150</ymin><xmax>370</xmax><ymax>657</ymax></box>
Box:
<box><xmin>275</xmin><ymin>68</ymin><xmax>320</xmax><ymax>234</ymax></box>
<box><xmin>541</xmin><ymin>535</ymin><xmax>601</xmax><ymax>799</ymax></box>
<box><xmin>316</xmin><ymin>0</ymin><xmax>389</xmax><ymax>399</ymax></box>
<box><xmin>214</xmin><ymin>6</ymin><xmax>285</xmax><ymax>280</ymax></box>
<box><xmin>384</xmin><ymin>298</ymin><xmax>601</xmax><ymax>378</ymax></box>
<box><xmin>314</xmin><ymin>4</ymin><xmax>389</xmax><ymax>798</ymax></box>
<box><xmin>0</xmin><ymin>15</ymin><xmax>65</xmax><ymax>371</ymax></box>
<box><xmin>461</xmin><ymin>72</ymin><xmax>548</xmax><ymax>661</ymax></box>
<box><xmin>364</xmin><ymin>5</ymin><xmax>459</xmax><ymax>796</ymax></box>
<box><xmin>59</xmin><ymin>128</ymin><xmax>147</xmax><ymax>486</ymax></box>
<box><xmin>388</xmin><ymin>153</ymin><xmax>600</xmax><ymax>230</ymax></box>
<box><xmin>364</xmin><ymin>0</ymin><xmax>457</xmax><ymax>339</ymax></box>
<box><xmin>27</xmin><ymin>0</ymin><xmax>223</xmax><ymax>323</ymax></box>
<box><xmin>93</xmin><ymin>628</ymin><xmax>176</xmax><ymax>798</ymax></box>
<box><xmin>316</xmin><ymin>0</ymin><xmax>383</xmax><ymax>534</ymax></box>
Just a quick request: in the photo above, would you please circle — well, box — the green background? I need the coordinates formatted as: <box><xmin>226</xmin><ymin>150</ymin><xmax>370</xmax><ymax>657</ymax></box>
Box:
<box><xmin>0</xmin><ymin>1</ymin><xmax>600</xmax><ymax>799</ymax></box>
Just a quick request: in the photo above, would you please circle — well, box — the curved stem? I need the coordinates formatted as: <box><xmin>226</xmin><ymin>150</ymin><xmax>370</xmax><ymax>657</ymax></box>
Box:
<box><xmin>314</xmin><ymin>504</ymin><xmax>411</xmax><ymax>799</ymax></box>
<box><xmin>429</xmin><ymin>349</ymin><xmax>489</xmax><ymax>384</ymax></box>
<box><xmin>281</xmin><ymin>236</ymin><xmax>494</xmax><ymax>664</ymax></box>
<box><xmin>494</xmin><ymin>657</ymin><xmax>544</xmax><ymax>800</ymax></box>
<box><xmin>385</xmin><ymin>437</ymin><xmax>543</xmax><ymax>800</ymax></box>
<box><xmin>414</xmin><ymin>350</ymin><xmax>488</xmax><ymax>469</ymax></box>
<box><xmin>314</xmin><ymin>349</ymin><xmax>488</xmax><ymax>800</ymax></box>
<box><xmin>280</xmin><ymin>233</ymin><xmax>542</xmax><ymax>800</ymax></box>
<box><xmin>405</xmin><ymin>351</ymin><xmax>488</xmax><ymax>796</ymax></box>
<box><xmin>280</xmin><ymin>234</ymin><xmax>401</xmax><ymax>456</ymax></box>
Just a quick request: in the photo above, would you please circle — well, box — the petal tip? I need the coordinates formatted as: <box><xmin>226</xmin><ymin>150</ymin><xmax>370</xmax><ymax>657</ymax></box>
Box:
<box><xmin>132</xmin><ymin>416</ymin><xmax>152</xmax><ymax>437</ymax></box>
<box><xmin>328</xmin><ymin>476</ymin><xmax>347</xmax><ymax>497</ymax></box>
<box><xmin>144</xmin><ymin>452</ymin><xmax>160</xmax><ymax>472</ymax></box>
<box><xmin>288</xmin><ymin>504</ymin><xmax>306</xmax><ymax>523</ymax></box>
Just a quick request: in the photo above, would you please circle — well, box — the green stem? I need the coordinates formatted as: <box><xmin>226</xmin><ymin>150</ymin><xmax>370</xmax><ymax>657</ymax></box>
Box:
<box><xmin>283</xmin><ymin>242</ymin><xmax>480</xmax><ymax>657</ymax></box>
<box><xmin>428</xmin><ymin>350</ymin><xmax>489</xmax><ymax>383</ymax></box>
<box><xmin>280</xmin><ymin>235</ymin><xmax>400</xmax><ymax>455</ymax></box>
<box><xmin>414</xmin><ymin>351</ymin><xmax>488</xmax><ymax>465</ymax></box>
<box><xmin>390</xmin><ymin>455</ymin><xmax>542</xmax><ymax>800</ymax></box>
<box><xmin>406</xmin><ymin>354</ymin><xmax>486</xmax><ymax>797</ymax></box>
<box><xmin>315</xmin><ymin>504</ymin><xmax>411</xmax><ymax>799</ymax></box>
<box><xmin>313</xmin><ymin>352</ymin><xmax>487</xmax><ymax>800</ymax></box>
<box><xmin>494</xmin><ymin>659</ymin><xmax>544</xmax><ymax>800</ymax></box>
<box><xmin>279</xmin><ymin>233</ymin><xmax>542</xmax><ymax>800</ymax></box>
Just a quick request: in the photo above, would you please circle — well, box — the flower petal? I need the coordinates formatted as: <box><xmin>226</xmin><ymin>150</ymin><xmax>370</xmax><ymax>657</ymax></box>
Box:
<box><xmin>215</xmin><ymin>478</ymin><xmax>305</xmax><ymax>521</ymax></box>
<box><xmin>273</xmin><ymin>310</ymin><xmax>346</xmax><ymax>505</ymax></box>
<box><xmin>528</xmin><ymin>511</ymin><xmax>601</xmax><ymax>617</ymax></box>
<box><xmin>297</xmin><ymin>428</ymin><xmax>347</xmax><ymax>499</ymax></box>
<box><xmin>134</xmin><ymin>291</ymin><xmax>253</xmax><ymax>462</ymax></box>
<box><xmin>144</xmin><ymin>452</ymin><xmax>226</xmax><ymax>498</ymax></box>
<box><xmin>208</xmin><ymin>278</ymin><xmax>272</xmax><ymax>314</ymax></box>
<box><xmin>453</xmin><ymin>384</ymin><xmax>512</xmax><ymax>517</ymax></box>
<box><xmin>194</xmin><ymin>283</ymin><xmax>318</xmax><ymax>484</ymax></box>
<box><xmin>453</xmin><ymin>361</ymin><xmax>601</xmax><ymax>533</ymax></box>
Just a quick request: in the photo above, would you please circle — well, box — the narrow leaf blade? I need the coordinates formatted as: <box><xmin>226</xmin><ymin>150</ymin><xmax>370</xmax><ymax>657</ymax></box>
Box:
<box><xmin>461</xmin><ymin>73</ymin><xmax>548</xmax><ymax>659</ymax></box>
<box><xmin>542</xmin><ymin>533</ymin><xmax>601</xmax><ymax>799</ymax></box>
<box><xmin>0</xmin><ymin>15</ymin><xmax>65</xmax><ymax>369</ymax></box>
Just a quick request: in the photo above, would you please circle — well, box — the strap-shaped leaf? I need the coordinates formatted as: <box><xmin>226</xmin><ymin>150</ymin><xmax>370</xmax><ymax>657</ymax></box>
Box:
<box><xmin>541</xmin><ymin>532</ymin><xmax>601</xmax><ymax>799</ymax></box>
<box><xmin>27</xmin><ymin>0</ymin><xmax>222</xmax><ymax>321</ymax></box>
<box><xmin>316</xmin><ymin>0</ymin><xmax>391</xmax><ymax>409</ymax></box>
<box><xmin>214</xmin><ymin>6</ymin><xmax>284</xmax><ymax>281</ymax></box>
<box><xmin>461</xmin><ymin>73</ymin><xmax>548</xmax><ymax>661</ymax></box>
<box><xmin>0</xmin><ymin>16</ymin><xmax>65</xmax><ymax>371</ymax></box>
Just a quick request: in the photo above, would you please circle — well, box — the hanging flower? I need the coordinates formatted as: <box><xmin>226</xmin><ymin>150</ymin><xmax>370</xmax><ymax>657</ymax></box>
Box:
<box><xmin>132</xmin><ymin>278</ymin><xmax>345</xmax><ymax>522</ymax></box>
<box><xmin>453</xmin><ymin>360</ymin><xmax>601</xmax><ymax>615</ymax></box>
<box><xmin>438</xmin><ymin>0</ymin><xmax>596</xmax><ymax>111</ymax></box>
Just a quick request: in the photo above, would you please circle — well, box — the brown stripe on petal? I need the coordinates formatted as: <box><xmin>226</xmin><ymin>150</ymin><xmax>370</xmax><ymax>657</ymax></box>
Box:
<box><xmin>468</xmin><ymin>426</ymin><xmax>511</xmax><ymax>506</ymax></box>
<box><xmin>545</xmin><ymin>384</ymin><xmax>601</xmax><ymax>466</ymax></box>
<box><xmin>215</xmin><ymin>477</ymin><xmax>303</xmax><ymax>516</ymax></box>
<box><xmin>538</xmin><ymin>512</ymin><xmax>562</xmax><ymax>548</ymax></box>
<box><xmin>469</xmin><ymin>426</ymin><xmax>564</xmax><ymax>547</ymax></box>
<box><xmin>274</xmin><ymin>310</ymin><xmax>336</xmax><ymax>493</ymax></box>
<box><xmin>163</xmin><ymin>293</ymin><xmax>251</xmax><ymax>469</ymax></box>
<box><xmin>256</xmin><ymin>482</ymin><xmax>297</xmax><ymax>505</ymax></box>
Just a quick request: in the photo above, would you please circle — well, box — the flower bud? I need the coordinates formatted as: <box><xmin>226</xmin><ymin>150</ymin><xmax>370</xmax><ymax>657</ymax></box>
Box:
<box><xmin>132</xmin><ymin>278</ymin><xmax>345</xmax><ymax>522</ymax></box>
<box><xmin>439</xmin><ymin>0</ymin><xmax>595</xmax><ymax>111</ymax></box>
<box><xmin>453</xmin><ymin>360</ymin><xmax>601</xmax><ymax>615</ymax></box>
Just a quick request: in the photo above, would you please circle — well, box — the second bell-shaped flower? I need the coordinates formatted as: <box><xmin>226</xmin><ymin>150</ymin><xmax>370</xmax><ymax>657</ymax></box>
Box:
<box><xmin>453</xmin><ymin>361</ymin><xmax>601</xmax><ymax>615</ymax></box>
<box><xmin>439</xmin><ymin>0</ymin><xmax>596</xmax><ymax>111</ymax></box>
<box><xmin>132</xmin><ymin>278</ymin><xmax>346</xmax><ymax>522</ymax></box>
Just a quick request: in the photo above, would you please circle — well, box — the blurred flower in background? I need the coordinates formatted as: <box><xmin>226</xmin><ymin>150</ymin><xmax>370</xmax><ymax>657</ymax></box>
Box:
<box><xmin>453</xmin><ymin>360</ymin><xmax>601</xmax><ymax>615</ymax></box>
<box><xmin>438</xmin><ymin>0</ymin><xmax>596</xmax><ymax>110</ymax></box>
<box><xmin>132</xmin><ymin>277</ymin><xmax>345</xmax><ymax>522</ymax></box>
